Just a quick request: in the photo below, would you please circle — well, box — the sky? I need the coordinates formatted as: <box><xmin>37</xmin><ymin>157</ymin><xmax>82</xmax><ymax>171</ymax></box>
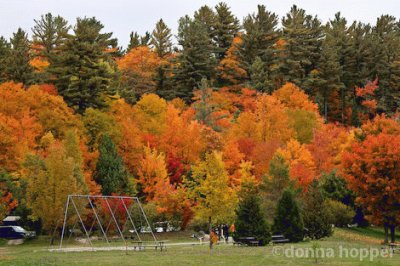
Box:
<box><xmin>1</xmin><ymin>0</ymin><xmax>400</xmax><ymax>48</ymax></box>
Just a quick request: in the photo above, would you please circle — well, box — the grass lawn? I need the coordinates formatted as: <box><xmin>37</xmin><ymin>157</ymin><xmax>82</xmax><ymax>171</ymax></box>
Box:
<box><xmin>0</xmin><ymin>228</ymin><xmax>399</xmax><ymax>265</ymax></box>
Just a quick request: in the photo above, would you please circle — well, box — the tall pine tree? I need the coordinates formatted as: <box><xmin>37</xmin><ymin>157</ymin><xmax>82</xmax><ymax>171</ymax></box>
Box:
<box><xmin>235</xmin><ymin>184</ymin><xmax>271</xmax><ymax>245</ymax></box>
<box><xmin>213</xmin><ymin>2</ymin><xmax>240</xmax><ymax>60</ymax></box>
<box><xmin>174</xmin><ymin>16</ymin><xmax>216</xmax><ymax>102</ymax></box>
<box><xmin>239</xmin><ymin>5</ymin><xmax>279</xmax><ymax>91</ymax></box>
<box><xmin>32</xmin><ymin>13</ymin><xmax>70</xmax><ymax>58</ymax></box>
<box><xmin>273</xmin><ymin>189</ymin><xmax>304</xmax><ymax>242</ymax></box>
<box><xmin>0</xmin><ymin>37</ymin><xmax>10</xmax><ymax>83</ymax></box>
<box><xmin>151</xmin><ymin>19</ymin><xmax>173</xmax><ymax>99</ymax></box>
<box><xmin>275</xmin><ymin>5</ymin><xmax>323</xmax><ymax>88</ymax></box>
<box><xmin>5</xmin><ymin>28</ymin><xmax>34</xmax><ymax>85</ymax></box>
<box><xmin>49</xmin><ymin>17</ymin><xmax>118</xmax><ymax>113</ymax></box>
<box><xmin>303</xmin><ymin>180</ymin><xmax>333</xmax><ymax>239</ymax></box>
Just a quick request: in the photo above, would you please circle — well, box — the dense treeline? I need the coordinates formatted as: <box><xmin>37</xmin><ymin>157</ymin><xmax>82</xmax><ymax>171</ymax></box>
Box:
<box><xmin>1</xmin><ymin>4</ymin><xmax>399</xmax><ymax>121</ymax></box>
<box><xmin>0</xmin><ymin>3</ymin><xmax>399</xmax><ymax>244</ymax></box>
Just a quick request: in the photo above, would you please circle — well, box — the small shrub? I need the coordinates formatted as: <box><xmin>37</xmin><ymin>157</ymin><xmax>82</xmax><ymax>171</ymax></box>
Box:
<box><xmin>326</xmin><ymin>199</ymin><xmax>355</xmax><ymax>227</ymax></box>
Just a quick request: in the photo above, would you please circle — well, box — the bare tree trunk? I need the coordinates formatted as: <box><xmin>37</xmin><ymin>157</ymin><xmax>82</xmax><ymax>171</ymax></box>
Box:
<box><xmin>209</xmin><ymin>216</ymin><xmax>213</xmax><ymax>250</ymax></box>
<box><xmin>390</xmin><ymin>225</ymin><xmax>396</xmax><ymax>243</ymax></box>
<box><xmin>384</xmin><ymin>224</ymin><xmax>389</xmax><ymax>244</ymax></box>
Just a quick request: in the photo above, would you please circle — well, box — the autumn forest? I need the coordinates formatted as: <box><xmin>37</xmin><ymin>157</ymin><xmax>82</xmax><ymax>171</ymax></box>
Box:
<box><xmin>0</xmin><ymin>2</ymin><xmax>400</xmax><ymax>244</ymax></box>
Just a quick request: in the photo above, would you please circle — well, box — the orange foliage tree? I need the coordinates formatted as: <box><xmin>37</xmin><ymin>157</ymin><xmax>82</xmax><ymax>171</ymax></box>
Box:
<box><xmin>217</xmin><ymin>35</ymin><xmax>248</xmax><ymax>85</ymax></box>
<box><xmin>308</xmin><ymin>123</ymin><xmax>351</xmax><ymax>175</ymax></box>
<box><xmin>118</xmin><ymin>46</ymin><xmax>161</xmax><ymax>96</ymax></box>
<box><xmin>341</xmin><ymin>116</ymin><xmax>400</xmax><ymax>243</ymax></box>
<box><xmin>278</xmin><ymin>139</ymin><xmax>316</xmax><ymax>189</ymax></box>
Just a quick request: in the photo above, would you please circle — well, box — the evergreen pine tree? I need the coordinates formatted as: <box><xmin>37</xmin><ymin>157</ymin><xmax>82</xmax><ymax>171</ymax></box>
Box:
<box><xmin>151</xmin><ymin>19</ymin><xmax>172</xmax><ymax>58</ymax></box>
<box><xmin>303</xmin><ymin>180</ymin><xmax>333</xmax><ymax>239</ymax></box>
<box><xmin>174</xmin><ymin>16</ymin><xmax>216</xmax><ymax>102</ymax></box>
<box><xmin>213</xmin><ymin>2</ymin><xmax>240</xmax><ymax>60</ymax></box>
<box><xmin>276</xmin><ymin>5</ymin><xmax>323</xmax><ymax>88</ymax></box>
<box><xmin>31</xmin><ymin>13</ymin><xmax>70</xmax><ymax>82</ymax></box>
<box><xmin>151</xmin><ymin>19</ymin><xmax>173</xmax><ymax>99</ymax></box>
<box><xmin>249</xmin><ymin>56</ymin><xmax>268</xmax><ymax>92</ymax></box>
<box><xmin>140</xmin><ymin>31</ymin><xmax>151</xmax><ymax>46</ymax></box>
<box><xmin>32</xmin><ymin>13</ymin><xmax>70</xmax><ymax>58</ymax></box>
<box><xmin>316</xmin><ymin>13</ymin><xmax>356</xmax><ymax>123</ymax></box>
<box><xmin>235</xmin><ymin>183</ymin><xmax>271</xmax><ymax>245</ymax></box>
<box><xmin>273</xmin><ymin>189</ymin><xmax>304</xmax><ymax>242</ymax></box>
<box><xmin>49</xmin><ymin>17</ymin><xmax>117</xmax><ymax>113</ymax></box>
<box><xmin>239</xmin><ymin>5</ymin><xmax>279</xmax><ymax>90</ymax></box>
<box><xmin>307</xmin><ymin>37</ymin><xmax>344</xmax><ymax>121</ymax></box>
<box><xmin>127</xmin><ymin>31</ymin><xmax>141</xmax><ymax>52</ymax></box>
<box><xmin>347</xmin><ymin>22</ymin><xmax>375</xmax><ymax>124</ymax></box>
<box><xmin>370</xmin><ymin>15</ymin><xmax>400</xmax><ymax>114</ymax></box>
<box><xmin>194</xmin><ymin>5</ymin><xmax>217</xmax><ymax>41</ymax></box>
<box><xmin>0</xmin><ymin>37</ymin><xmax>11</xmax><ymax>83</ymax></box>
<box><xmin>94</xmin><ymin>134</ymin><xmax>131</xmax><ymax>195</ymax></box>
<box><xmin>5</xmin><ymin>28</ymin><xmax>34</xmax><ymax>85</ymax></box>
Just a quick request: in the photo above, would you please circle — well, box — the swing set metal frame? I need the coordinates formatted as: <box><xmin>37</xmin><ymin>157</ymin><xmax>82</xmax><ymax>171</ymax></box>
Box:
<box><xmin>59</xmin><ymin>194</ymin><xmax>157</xmax><ymax>251</ymax></box>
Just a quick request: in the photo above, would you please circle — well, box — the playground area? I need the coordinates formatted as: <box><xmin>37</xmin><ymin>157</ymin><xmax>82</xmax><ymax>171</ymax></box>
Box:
<box><xmin>1</xmin><ymin>228</ymin><xmax>400</xmax><ymax>265</ymax></box>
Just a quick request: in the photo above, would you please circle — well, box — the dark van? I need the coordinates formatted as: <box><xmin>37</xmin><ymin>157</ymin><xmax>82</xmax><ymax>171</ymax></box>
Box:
<box><xmin>0</xmin><ymin>226</ymin><xmax>35</xmax><ymax>239</ymax></box>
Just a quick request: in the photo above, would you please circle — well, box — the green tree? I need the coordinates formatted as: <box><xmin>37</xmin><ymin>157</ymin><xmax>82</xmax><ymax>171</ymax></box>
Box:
<box><xmin>49</xmin><ymin>17</ymin><xmax>117</xmax><ymax>113</ymax></box>
<box><xmin>213</xmin><ymin>2</ymin><xmax>240</xmax><ymax>60</ymax></box>
<box><xmin>318</xmin><ymin>171</ymin><xmax>353</xmax><ymax>205</ymax></box>
<box><xmin>151</xmin><ymin>19</ymin><xmax>173</xmax><ymax>99</ymax></box>
<box><xmin>174</xmin><ymin>16</ymin><xmax>216</xmax><ymax>102</ymax></box>
<box><xmin>235</xmin><ymin>184</ymin><xmax>271</xmax><ymax>245</ymax></box>
<box><xmin>5</xmin><ymin>28</ymin><xmax>34</xmax><ymax>85</ymax></box>
<box><xmin>273</xmin><ymin>189</ymin><xmax>304</xmax><ymax>242</ymax></box>
<box><xmin>303</xmin><ymin>180</ymin><xmax>333</xmax><ymax>239</ymax></box>
<box><xmin>140</xmin><ymin>31</ymin><xmax>151</xmax><ymax>46</ymax></box>
<box><xmin>275</xmin><ymin>5</ymin><xmax>323</xmax><ymax>88</ymax></box>
<box><xmin>94</xmin><ymin>135</ymin><xmax>131</xmax><ymax>195</ymax></box>
<box><xmin>370</xmin><ymin>15</ymin><xmax>400</xmax><ymax>114</ymax></box>
<box><xmin>151</xmin><ymin>19</ymin><xmax>172</xmax><ymax>58</ymax></box>
<box><xmin>249</xmin><ymin>56</ymin><xmax>267</xmax><ymax>92</ymax></box>
<box><xmin>239</xmin><ymin>5</ymin><xmax>279</xmax><ymax>90</ymax></box>
<box><xmin>0</xmin><ymin>37</ymin><xmax>11</xmax><ymax>83</ymax></box>
<box><xmin>126</xmin><ymin>31</ymin><xmax>141</xmax><ymax>51</ymax></box>
<box><xmin>32</xmin><ymin>13</ymin><xmax>70</xmax><ymax>58</ymax></box>
<box><xmin>194</xmin><ymin>5</ymin><xmax>216</xmax><ymax>41</ymax></box>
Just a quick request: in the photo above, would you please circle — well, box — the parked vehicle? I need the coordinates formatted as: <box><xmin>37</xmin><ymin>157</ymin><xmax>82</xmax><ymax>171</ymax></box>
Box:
<box><xmin>153</xmin><ymin>222</ymin><xmax>180</xmax><ymax>233</ymax></box>
<box><xmin>0</xmin><ymin>226</ymin><xmax>36</xmax><ymax>239</ymax></box>
<box><xmin>2</xmin><ymin>216</ymin><xmax>21</xmax><ymax>226</ymax></box>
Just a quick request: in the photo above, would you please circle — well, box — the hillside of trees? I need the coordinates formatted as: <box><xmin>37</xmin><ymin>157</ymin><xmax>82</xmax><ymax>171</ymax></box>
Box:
<box><xmin>0</xmin><ymin>3</ymin><xmax>399</xmax><ymax>243</ymax></box>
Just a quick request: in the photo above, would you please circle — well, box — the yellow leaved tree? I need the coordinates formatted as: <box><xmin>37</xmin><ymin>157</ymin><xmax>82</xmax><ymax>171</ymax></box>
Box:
<box><xmin>188</xmin><ymin>151</ymin><xmax>237</xmax><ymax>249</ymax></box>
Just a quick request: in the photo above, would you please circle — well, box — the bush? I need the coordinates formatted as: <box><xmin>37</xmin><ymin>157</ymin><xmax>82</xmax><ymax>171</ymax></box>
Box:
<box><xmin>273</xmin><ymin>189</ymin><xmax>304</xmax><ymax>242</ymax></box>
<box><xmin>319</xmin><ymin>171</ymin><xmax>353</xmax><ymax>205</ymax></box>
<box><xmin>326</xmin><ymin>199</ymin><xmax>355</xmax><ymax>227</ymax></box>
<box><xmin>235</xmin><ymin>192</ymin><xmax>271</xmax><ymax>245</ymax></box>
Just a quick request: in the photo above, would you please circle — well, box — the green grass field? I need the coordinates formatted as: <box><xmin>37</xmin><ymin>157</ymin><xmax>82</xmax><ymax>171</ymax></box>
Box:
<box><xmin>0</xmin><ymin>228</ymin><xmax>399</xmax><ymax>265</ymax></box>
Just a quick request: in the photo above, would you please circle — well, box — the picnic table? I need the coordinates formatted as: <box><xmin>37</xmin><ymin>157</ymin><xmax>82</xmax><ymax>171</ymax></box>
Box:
<box><xmin>271</xmin><ymin>234</ymin><xmax>289</xmax><ymax>244</ymax></box>
<box><xmin>233</xmin><ymin>237</ymin><xmax>259</xmax><ymax>246</ymax></box>
<box><xmin>131</xmin><ymin>240</ymin><xmax>167</xmax><ymax>251</ymax></box>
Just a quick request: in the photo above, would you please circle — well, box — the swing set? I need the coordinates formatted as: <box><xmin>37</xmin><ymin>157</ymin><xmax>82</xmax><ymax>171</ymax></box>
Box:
<box><xmin>54</xmin><ymin>195</ymin><xmax>164</xmax><ymax>252</ymax></box>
